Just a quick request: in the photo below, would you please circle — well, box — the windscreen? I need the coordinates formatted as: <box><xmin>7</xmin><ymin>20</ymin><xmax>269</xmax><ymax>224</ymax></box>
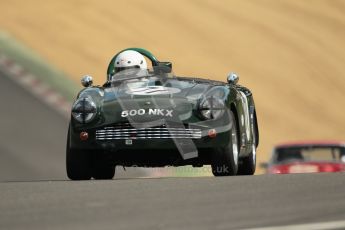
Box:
<box><xmin>109</xmin><ymin>67</ymin><xmax>203</xmax><ymax>96</ymax></box>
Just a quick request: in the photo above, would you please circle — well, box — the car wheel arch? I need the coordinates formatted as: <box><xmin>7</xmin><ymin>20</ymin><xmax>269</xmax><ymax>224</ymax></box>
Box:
<box><xmin>253</xmin><ymin>109</ymin><xmax>259</xmax><ymax>148</ymax></box>
<box><xmin>230</xmin><ymin>103</ymin><xmax>242</xmax><ymax>152</ymax></box>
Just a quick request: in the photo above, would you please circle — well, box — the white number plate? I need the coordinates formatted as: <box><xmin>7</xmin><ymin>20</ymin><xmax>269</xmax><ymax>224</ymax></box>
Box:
<box><xmin>121</xmin><ymin>109</ymin><xmax>173</xmax><ymax>118</ymax></box>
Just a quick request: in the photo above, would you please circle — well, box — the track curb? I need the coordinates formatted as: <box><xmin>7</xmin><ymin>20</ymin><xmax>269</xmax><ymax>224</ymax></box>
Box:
<box><xmin>0</xmin><ymin>53</ymin><xmax>71</xmax><ymax>118</ymax></box>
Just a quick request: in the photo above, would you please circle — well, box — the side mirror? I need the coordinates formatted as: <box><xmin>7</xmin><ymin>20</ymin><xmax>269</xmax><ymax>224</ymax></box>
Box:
<box><xmin>81</xmin><ymin>75</ymin><xmax>93</xmax><ymax>87</ymax></box>
<box><xmin>227</xmin><ymin>72</ymin><xmax>239</xmax><ymax>85</ymax></box>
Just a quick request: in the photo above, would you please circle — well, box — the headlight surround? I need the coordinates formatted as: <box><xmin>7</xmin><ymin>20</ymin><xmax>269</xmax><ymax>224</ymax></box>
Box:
<box><xmin>72</xmin><ymin>97</ymin><xmax>97</xmax><ymax>123</ymax></box>
<box><xmin>199</xmin><ymin>97</ymin><xmax>225</xmax><ymax>120</ymax></box>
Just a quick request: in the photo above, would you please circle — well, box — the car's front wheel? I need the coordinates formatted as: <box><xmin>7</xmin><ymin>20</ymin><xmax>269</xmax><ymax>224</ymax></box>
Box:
<box><xmin>66</xmin><ymin>128</ymin><xmax>92</xmax><ymax>180</ymax></box>
<box><xmin>211</xmin><ymin>111</ymin><xmax>239</xmax><ymax>176</ymax></box>
<box><xmin>92</xmin><ymin>154</ymin><xmax>115</xmax><ymax>180</ymax></box>
<box><xmin>237</xmin><ymin>144</ymin><xmax>256</xmax><ymax>175</ymax></box>
<box><xmin>237</xmin><ymin>114</ymin><xmax>257</xmax><ymax>175</ymax></box>
<box><xmin>66</xmin><ymin>147</ymin><xmax>92</xmax><ymax>180</ymax></box>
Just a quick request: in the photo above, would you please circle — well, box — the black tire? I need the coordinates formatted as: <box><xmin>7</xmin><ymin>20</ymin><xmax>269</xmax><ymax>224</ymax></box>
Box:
<box><xmin>66</xmin><ymin>129</ymin><xmax>92</xmax><ymax>180</ymax></box>
<box><xmin>92</xmin><ymin>154</ymin><xmax>115</xmax><ymax>180</ymax></box>
<box><xmin>211</xmin><ymin>110</ymin><xmax>239</xmax><ymax>176</ymax></box>
<box><xmin>237</xmin><ymin>114</ymin><xmax>258</xmax><ymax>175</ymax></box>
<box><xmin>237</xmin><ymin>145</ymin><xmax>256</xmax><ymax>175</ymax></box>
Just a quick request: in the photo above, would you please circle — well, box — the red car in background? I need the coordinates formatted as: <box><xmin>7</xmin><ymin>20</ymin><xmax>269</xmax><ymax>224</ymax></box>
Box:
<box><xmin>262</xmin><ymin>141</ymin><xmax>345</xmax><ymax>174</ymax></box>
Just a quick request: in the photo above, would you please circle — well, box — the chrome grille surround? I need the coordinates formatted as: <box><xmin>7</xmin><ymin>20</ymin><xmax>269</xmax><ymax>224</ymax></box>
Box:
<box><xmin>96</xmin><ymin>123</ymin><xmax>202</xmax><ymax>140</ymax></box>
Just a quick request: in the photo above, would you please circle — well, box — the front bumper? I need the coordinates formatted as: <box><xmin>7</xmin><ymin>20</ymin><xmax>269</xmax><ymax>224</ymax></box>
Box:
<box><xmin>68</xmin><ymin>117</ymin><xmax>233</xmax><ymax>166</ymax></box>
<box><xmin>70</xmin><ymin>121</ymin><xmax>231</xmax><ymax>150</ymax></box>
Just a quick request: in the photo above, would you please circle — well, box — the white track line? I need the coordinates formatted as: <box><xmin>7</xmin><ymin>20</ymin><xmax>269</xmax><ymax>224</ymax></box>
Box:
<box><xmin>243</xmin><ymin>220</ymin><xmax>345</xmax><ymax>230</ymax></box>
<box><xmin>0</xmin><ymin>53</ymin><xmax>71</xmax><ymax>118</ymax></box>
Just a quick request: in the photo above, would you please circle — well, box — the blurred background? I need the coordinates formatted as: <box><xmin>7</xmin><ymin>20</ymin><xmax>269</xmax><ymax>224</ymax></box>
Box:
<box><xmin>0</xmin><ymin>0</ymin><xmax>345</xmax><ymax>180</ymax></box>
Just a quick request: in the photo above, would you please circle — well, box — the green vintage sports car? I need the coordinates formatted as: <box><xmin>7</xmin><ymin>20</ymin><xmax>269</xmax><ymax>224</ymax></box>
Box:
<box><xmin>66</xmin><ymin>48</ymin><xmax>259</xmax><ymax>180</ymax></box>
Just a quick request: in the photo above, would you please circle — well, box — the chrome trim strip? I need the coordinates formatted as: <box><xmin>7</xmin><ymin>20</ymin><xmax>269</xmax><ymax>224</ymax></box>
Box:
<box><xmin>96</xmin><ymin>126</ymin><xmax>202</xmax><ymax>140</ymax></box>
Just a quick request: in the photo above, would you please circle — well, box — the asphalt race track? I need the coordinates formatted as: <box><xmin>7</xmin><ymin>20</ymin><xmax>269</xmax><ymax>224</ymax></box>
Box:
<box><xmin>0</xmin><ymin>71</ymin><xmax>146</xmax><ymax>181</ymax></box>
<box><xmin>1</xmin><ymin>174</ymin><xmax>345</xmax><ymax>230</ymax></box>
<box><xmin>0</xmin><ymin>71</ymin><xmax>68</xmax><ymax>181</ymax></box>
<box><xmin>1</xmin><ymin>71</ymin><xmax>345</xmax><ymax>229</ymax></box>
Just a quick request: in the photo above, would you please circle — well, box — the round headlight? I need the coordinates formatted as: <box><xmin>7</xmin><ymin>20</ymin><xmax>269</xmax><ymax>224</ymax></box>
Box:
<box><xmin>72</xmin><ymin>97</ymin><xmax>97</xmax><ymax>123</ymax></box>
<box><xmin>199</xmin><ymin>97</ymin><xmax>225</xmax><ymax>120</ymax></box>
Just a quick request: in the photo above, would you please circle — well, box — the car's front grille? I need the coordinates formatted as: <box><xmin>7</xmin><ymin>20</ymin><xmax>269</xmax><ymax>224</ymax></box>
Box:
<box><xmin>96</xmin><ymin>123</ymin><xmax>202</xmax><ymax>140</ymax></box>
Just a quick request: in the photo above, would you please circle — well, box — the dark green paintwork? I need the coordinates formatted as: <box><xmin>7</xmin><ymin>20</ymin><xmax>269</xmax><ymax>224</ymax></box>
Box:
<box><xmin>68</xmin><ymin>48</ymin><xmax>259</xmax><ymax>167</ymax></box>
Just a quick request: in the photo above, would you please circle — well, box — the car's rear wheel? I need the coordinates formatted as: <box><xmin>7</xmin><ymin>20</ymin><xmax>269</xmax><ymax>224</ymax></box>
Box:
<box><xmin>92</xmin><ymin>154</ymin><xmax>115</xmax><ymax>180</ymax></box>
<box><xmin>211</xmin><ymin>111</ymin><xmax>239</xmax><ymax>176</ymax></box>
